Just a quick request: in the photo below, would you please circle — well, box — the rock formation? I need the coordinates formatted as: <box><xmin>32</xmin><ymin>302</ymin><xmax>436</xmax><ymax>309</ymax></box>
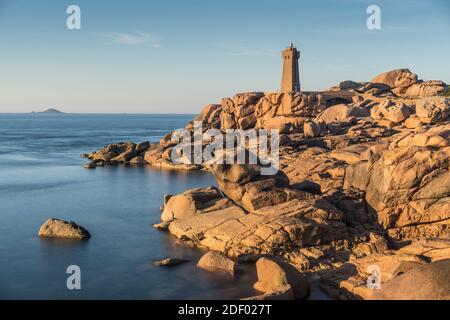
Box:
<box><xmin>38</xmin><ymin>218</ymin><xmax>90</xmax><ymax>240</ymax></box>
<box><xmin>197</xmin><ymin>251</ymin><xmax>236</xmax><ymax>275</ymax></box>
<box><xmin>84</xmin><ymin>68</ymin><xmax>450</xmax><ymax>299</ymax></box>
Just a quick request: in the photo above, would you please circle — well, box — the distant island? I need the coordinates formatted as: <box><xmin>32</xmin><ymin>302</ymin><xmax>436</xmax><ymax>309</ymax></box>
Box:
<box><xmin>31</xmin><ymin>108</ymin><xmax>65</xmax><ymax>114</ymax></box>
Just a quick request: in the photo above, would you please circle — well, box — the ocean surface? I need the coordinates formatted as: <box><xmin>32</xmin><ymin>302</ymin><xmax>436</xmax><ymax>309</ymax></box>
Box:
<box><xmin>0</xmin><ymin>113</ymin><xmax>259</xmax><ymax>300</ymax></box>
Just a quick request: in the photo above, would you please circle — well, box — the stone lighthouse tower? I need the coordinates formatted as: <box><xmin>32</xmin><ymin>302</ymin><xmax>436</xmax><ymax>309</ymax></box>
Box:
<box><xmin>281</xmin><ymin>43</ymin><xmax>301</xmax><ymax>92</ymax></box>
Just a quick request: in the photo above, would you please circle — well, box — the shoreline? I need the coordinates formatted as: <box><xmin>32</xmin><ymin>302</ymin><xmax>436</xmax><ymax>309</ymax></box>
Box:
<box><xmin>81</xmin><ymin>68</ymin><xmax>450</xmax><ymax>300</ymax></box>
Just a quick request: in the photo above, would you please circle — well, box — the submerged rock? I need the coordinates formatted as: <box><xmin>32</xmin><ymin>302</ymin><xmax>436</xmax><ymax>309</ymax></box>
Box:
<box><xmin>152</xmin><ymin>257</ymin><xmax>189</xmax><ymax>267</ymax></box>
<box><xmin>38</xmin><ymin>218</ymin><xmax>90</xmax><ymax>240</ymax></box>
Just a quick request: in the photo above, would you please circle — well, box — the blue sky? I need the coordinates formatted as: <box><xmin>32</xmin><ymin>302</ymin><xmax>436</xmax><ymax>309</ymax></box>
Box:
<box><xmin>0</xmin><ymin>0</ymin><xmax>449</xmax><ymax>113</ymax></box>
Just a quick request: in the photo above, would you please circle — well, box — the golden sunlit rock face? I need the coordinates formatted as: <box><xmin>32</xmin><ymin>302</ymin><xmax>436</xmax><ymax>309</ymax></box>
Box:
<box><xmin>83</xmin><ymin>64</ymin><xmax>450</xmax><ymax>300</ymax></box>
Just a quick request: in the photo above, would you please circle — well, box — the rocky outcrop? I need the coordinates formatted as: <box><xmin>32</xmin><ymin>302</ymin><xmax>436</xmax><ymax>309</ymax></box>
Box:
<box><xmin>344</xmin><ymin>125</ymin><xmax>450</xmax><ymax>240</ymax></box>
<box><xmin>84</xmin><ymin>141</ymin><xmax>150</xmax><ymax>167</ymax></box>
<box><xmin>212</xmin><ymin>164</ymin><xmax>315</xmax><ymax>212</ymax></box>
<box><xmin>161</xmin><ymin>186</ymin><xmax>227</xmax><ymax>222</ymax></box>
<box><xmin>319</xmin><ymin>239</ymin><xmax>450</xmax><ymax>300</ymax></box>
<box><xmin>38</xmin><ymin>218</ymin><xmax>90</xmax><ymax>240</ymax></box>
<box><xmin>83</xmin><ymin>69</ymin><xmax>448</xmax><ymax>172</ymax></box>
<box><xmin>84</xmin><ymin>68</ymin><xmax>450</xmax><ymax>300</ymax></box>
<box><xmin>370</xmin><ymin>69</ymin><xmax>448</xmax><ymax>98</ymax></box>
<box><xmin>370</xmin><ymin>99</ymin><xmax>412</xmax><ymax>123</ymax></box>
<box><xmin>158</xmin><ymin>178</ymin><xmax>349</xmax><ymax>259</ymax></box>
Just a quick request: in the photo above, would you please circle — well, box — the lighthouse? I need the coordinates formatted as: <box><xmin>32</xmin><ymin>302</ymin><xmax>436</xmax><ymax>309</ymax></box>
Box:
<box><xmin>281</xmin><ymin>43</ymin><xmax>301</xmax><ymax>92</ymax></box>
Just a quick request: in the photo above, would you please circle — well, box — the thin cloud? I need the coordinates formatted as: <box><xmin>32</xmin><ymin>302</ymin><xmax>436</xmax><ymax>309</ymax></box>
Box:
<box><xmin>91</xmin><ymin>32</ymin><xmax>161</xmax><ymax>47</ymax></box>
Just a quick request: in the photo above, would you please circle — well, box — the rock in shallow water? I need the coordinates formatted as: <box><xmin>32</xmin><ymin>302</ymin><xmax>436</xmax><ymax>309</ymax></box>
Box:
<box><xmin>197</xmin><ymin>251</ymin><xmax>236</xmax><ymax>276</ymax></box>
<box><xmin>152</xmin><ymin>257</ymin><xmax>189</xmax><ymax>267</ymax></box>
<box><xmin>38</xmin><ymin>218</ymin><xmax>90</xmax><ymax>240</ymax></box>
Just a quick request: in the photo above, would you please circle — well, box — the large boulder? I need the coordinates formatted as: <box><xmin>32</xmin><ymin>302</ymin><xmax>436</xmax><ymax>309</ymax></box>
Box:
<box><xmin>371</xmin><ymin>259</ymin><xmax>450</xmax><ymax>300</ymax></box>
<box><xmin>370</xmin><ymin>69</ymin><xmax>418</xmax><ymax>89</ymax></box>
<box><xmin>392</xmin><ymin>124</ymin><xmax>449</xmax><ymax>148</ymax></box>
<box><xmin>370</xmin><ymin>100</ymin><xmax>412</xmax><ymax>123</ymax></box>
<box><xmin>218</xmin><ymin>92</ymin><xmax>264</xmax><ymax>131</ymax></box>
<box><xmin>316</xmin><ymin>104</ymin><xmax>369</xmax><ymax>124</ymax></box>
<box><xmin>255</xmin><ymin>92</ymin><xmax>327</xmax><ymax>133</ymax></box>
<box><xmin>220</xmin><ymin>113</ymin><xmax>237</xmax><ymax>131</ymax></box>
<box><xmin>303</xmin><ymin>120</ymin><xmax>321</xmax><ymax>138</ymax></box>
<box><xmin>161</xmin><ymin>187</ymin><xmax>228</xmax><ymax>222</ymax></box>
<box><xmin>403</xmin><ymin>80</ymin><xmax>448</xmax><ymax>98</ymax></box>
<box><xmin>197</xmin><ymin>251</ymin><xmax>236</xmax><ymax>275</ymax></box>
<box><xmin>253</xmin><ymin>257</ymin><xmax>310</xmax><ymax>299</ymax></box>
<box><xmin>89</xmin><ymin>141</ymin><xmax>136</xmax><ymax>163</ymax></box>
<box><xmin>338</xmin><ymin>80</ymin><xmax>360</xmax><ymax>90</ymax></box>
<box><xmin>233</xmin><ymin>92</ymin><xmax>265</xmax><ymax>106</ymax></box>
<box><xmin>415</xmin><ymin>96</ymin><xmax>450</xmax><ymax>123</ymax></box>
<box><xmin>195</xmin><ymin>104</ymin><xmax>222</xmax><ymax>128</ymax></box>
<box><xmin>38</xmin><ymin>218</ymin><xmax>90</xmax><ymax>240</ymax></box>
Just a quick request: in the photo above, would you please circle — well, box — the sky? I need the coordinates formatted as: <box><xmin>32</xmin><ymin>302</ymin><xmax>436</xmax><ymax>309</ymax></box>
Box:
<box><xmin>0</xmin><ymin>0</ymin><xmax>449</xmax><ymax>114</ymax></box>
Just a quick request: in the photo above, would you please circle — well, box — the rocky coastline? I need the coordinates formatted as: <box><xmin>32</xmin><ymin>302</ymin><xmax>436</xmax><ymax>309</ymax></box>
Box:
<box><xmin>83</xmin><ymin>69</ymin><xmax>450</xmax><ymax>300</ymax></box>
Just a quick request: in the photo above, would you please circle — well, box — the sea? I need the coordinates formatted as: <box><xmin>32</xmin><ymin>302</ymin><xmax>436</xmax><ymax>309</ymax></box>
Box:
<box><xmin>0</xmin><ymin>113</ymin><xmax>260</xmax><ymax>299</ymax></box>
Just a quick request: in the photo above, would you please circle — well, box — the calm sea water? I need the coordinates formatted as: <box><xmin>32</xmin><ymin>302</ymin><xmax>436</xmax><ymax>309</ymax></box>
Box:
<box><xmin>0</xmin><ymin>114</ymin><xmax>258</xmax><ymax>300</ymax></box>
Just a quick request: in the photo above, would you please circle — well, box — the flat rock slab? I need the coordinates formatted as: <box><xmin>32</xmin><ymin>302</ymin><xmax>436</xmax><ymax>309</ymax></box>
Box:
<box><xmin>168</xmin><ymin>205</ymin><xmax>247</xmax><ymax>240</ymax></box>
<box><xmin>167</xmin><ymin>197</ymin><xmax>347</xmax><ymax>258</ymax></box>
